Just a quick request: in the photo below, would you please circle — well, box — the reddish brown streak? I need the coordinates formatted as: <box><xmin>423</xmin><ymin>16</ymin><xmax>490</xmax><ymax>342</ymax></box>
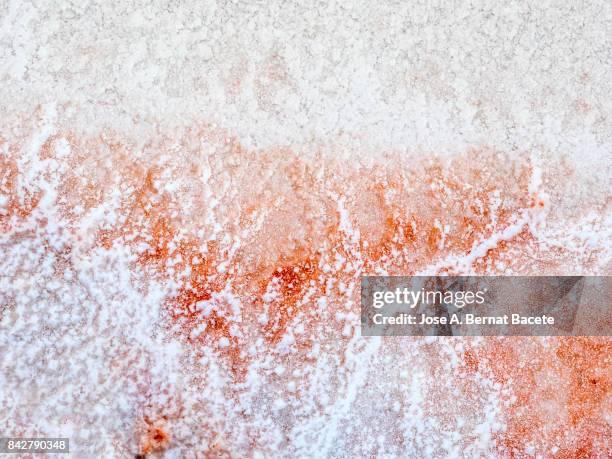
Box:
<box><xmin>2</xmin><ymin>128</ymin><xmax>606</xmax><ymax>457</ymax></box>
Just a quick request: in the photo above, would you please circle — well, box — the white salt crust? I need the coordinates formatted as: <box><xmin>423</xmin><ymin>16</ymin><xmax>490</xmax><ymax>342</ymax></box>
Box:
<box><xmin>1</xmin><ymin>1</ymin><xmax>611</xmax><ymax>457</ymax></box>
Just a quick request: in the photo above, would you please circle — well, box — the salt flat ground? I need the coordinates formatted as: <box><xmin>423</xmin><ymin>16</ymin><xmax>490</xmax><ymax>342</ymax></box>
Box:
<box><xmin>0</xmin><ymin>1</ymin><xmax>610</xmax><ymax>457</ymax></box>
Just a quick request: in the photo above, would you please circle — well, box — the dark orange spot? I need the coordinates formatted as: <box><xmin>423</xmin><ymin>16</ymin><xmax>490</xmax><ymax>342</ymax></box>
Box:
<box><xmin>142</xmin><ymin>426</ymin><xmax>169</xmax><ymax>455</ymax></box>
<box><xmin>259</xmin><ymin>254</ymin><xmax>320</xmax><ymax>344</ymax></box>
<box><xmin>462</xmin><ymin>349</ymin><xmax>479</xmax><ymax>374</ymax></box>
<box><xmin>426</xmin><ymin>226</ymin><xmax>442</xmax><ymax>252</ymax></box>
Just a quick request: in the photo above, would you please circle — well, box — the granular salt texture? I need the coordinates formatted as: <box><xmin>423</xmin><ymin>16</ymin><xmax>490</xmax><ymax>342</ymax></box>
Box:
<box><xmin>1</xmin><ymin>1</ymin><xmax>611</xmax><ymax>457</ymax></box>
<box><xmin>1</xmin><ymin>106</ymin><xmax>609</xmax><ymax>456</ymax></box>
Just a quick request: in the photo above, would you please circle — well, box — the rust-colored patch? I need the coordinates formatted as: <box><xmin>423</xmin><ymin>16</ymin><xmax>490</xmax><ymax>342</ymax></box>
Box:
<box><xmin>556</xmin><ymin>338</ymin><xmax>611</xmax><ymax>426</ymax></box>
<box><xmin>141</xmin><ymin>424</ymin><xmax>170</xmax><ymax>455</ymax></box>
<box><xmin>0</xmin><ymin>149</ymin><xmax>42</xmax><ymax>229</ymax></box>
<box><xmin>462</xmin><ymin>348</ymin><xmax>479</xmax><ymax>374</ymax></box>
<box><xmin>258</xmin><ymin>253</ymin><xmax>320</xmax><ymax>344</ymax></box>
<box><xmin>3</xmin><ymin>122</ymin><xmax>604</xmax><ymax>457</ymax></box>
<box><xmin>470</xmin><ymin>338</ymin><xmax>612</xmax><ymax>458</ymax></box>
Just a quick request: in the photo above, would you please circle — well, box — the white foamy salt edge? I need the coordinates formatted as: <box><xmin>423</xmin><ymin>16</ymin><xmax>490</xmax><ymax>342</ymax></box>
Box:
<box><xmin>419</xmin><ymin>167</ymin><xmax>610</xmax><ymax>276</ymax></box>
<box><xmin>0</xmin><ymin>109</ymin><xmax>183</xmax><ymax>456</ymax></box>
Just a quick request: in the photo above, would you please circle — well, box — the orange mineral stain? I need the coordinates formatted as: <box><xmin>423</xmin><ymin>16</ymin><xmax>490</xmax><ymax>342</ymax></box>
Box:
<box><xmin>464</xmin><ymin>338</ymin><xmax>611</xmax><ymax>457</ymax></box>
<box><xmin>258</xmin><ymin>254</ymin><xmax>320</xmax><ymax>344</ymax></box>
<box><xmin>1</xmin><ymin>121</ymin><xmax>606</xmax><ymax>457</ymax></box>
<box><xmin>141</xmin><ymin>424</ymin><xmax>170</xmax><ymax>455</ymax></box>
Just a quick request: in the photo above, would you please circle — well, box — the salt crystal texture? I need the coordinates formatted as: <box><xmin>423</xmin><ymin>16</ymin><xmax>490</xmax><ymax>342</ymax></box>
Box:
<box><xmin>1</xmin><ymin>1</ymin><xmax>611</xmax><ymax>458</ymax></box>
